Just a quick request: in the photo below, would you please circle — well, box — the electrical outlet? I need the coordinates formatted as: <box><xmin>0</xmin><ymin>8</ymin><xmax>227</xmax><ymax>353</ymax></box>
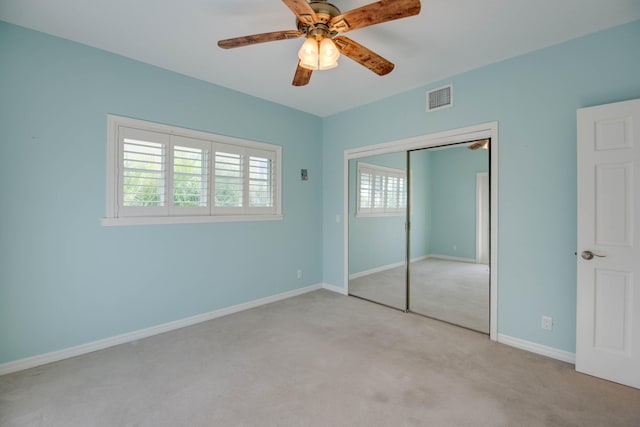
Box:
<box><xmin>297</xmin><ymin>270</ymin><xmax>303</xmax><ymax>280</ymax></box>
<box><xmin>453</xmin><ymin>245</ymin><xmax>457</xmax><ymax>251</ymax></box>
<box><xmin>541</xmin><ymin>316</ymin><xmax>553</xmax><ymax>331</ymax></box>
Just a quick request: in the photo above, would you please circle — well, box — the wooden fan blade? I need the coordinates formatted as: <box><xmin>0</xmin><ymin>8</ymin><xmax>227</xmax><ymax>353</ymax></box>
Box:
<box><xmin>282</xmin><ymin>0</ymin><xmax>318</xmax><ymax>25</ymax></box>
<box><xmin>334</xmin><ymin>36</ymin><xmax>394</xmax><ymax>76</ymax></box>
<box><xmin>469</xmin><ymin>139</ymin><xmax>490</xmax><ymax>150</ymax></box>
<box><xmin>292</xmin><ymin>63</ymin><xmax>313</xmax><ymax>86</ymax></box>
<box><xmin>329</xmin><ymin>0</ymin><xmax>421</xmax><ymax>33</ymax></box>
<box><xmin>218</xmin><ymin>30</ymin><xmax>302</xmax><ymax>49</ymax></box>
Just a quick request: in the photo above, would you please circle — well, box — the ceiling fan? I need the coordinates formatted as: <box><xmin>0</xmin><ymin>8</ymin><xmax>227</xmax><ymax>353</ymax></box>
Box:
<box><xmin>217</xmin><ymin>0</ymin><xmax>421</xmax><ymax>86</ymax></box>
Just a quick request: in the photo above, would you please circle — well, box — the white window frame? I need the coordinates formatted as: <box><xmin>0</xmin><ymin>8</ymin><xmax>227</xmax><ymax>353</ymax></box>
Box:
<box><xmin>356</xmin><ymin>162</ymin><xmax>407</xmax><ymax>218</ymax></box>
<box><xmin>103</xmin><ymin>115</ymin><xmax>282</xmax><ymax>226</ymax></box>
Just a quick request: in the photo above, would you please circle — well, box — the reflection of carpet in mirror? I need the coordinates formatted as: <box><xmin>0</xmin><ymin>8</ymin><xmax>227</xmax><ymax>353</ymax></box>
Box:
<box><xmin>349</xmin><ymin>258</ymin><xmax>490</xmax><ymax>333</ymax></box>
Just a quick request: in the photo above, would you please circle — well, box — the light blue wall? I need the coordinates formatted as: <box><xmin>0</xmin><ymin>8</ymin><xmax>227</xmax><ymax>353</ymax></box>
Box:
<box><xmin>0</xmin><ymin>22</ymin><xmax>323</xmax><ymax>364</ymax></box>
<box><xmin>323</xmin><ymin>20</ymin><xmax>640</xmax><ymax>353</ymax></box>
<box><xmin>408</xmin><ymin>150</ymin><xmax>431</xmax><ymax>261</ymax></box>
<box><xmin>428</xmin><ymin>146</ymin><xmax>489</xmax><ymax>259</ymax></box>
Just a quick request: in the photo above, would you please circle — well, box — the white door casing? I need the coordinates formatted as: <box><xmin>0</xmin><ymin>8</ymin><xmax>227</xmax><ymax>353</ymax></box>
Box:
<box><xmin>576</xmin><ymin>98</ymin><xmax>640</xmax><ymax>389</ymax></box>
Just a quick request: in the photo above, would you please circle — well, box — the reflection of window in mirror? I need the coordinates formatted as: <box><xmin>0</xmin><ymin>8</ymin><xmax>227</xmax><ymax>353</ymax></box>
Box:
<box><xmin>356</xmin><ymin>162</ymin><xmax>407</xmax><ymax>217</ymax></box>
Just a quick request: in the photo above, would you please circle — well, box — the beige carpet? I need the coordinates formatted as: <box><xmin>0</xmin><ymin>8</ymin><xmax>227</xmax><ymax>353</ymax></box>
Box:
<box><xmin>1</xmin><ymin>290</ymin><xmax>639</xmax><ymax>426</ymax></box>
<box><xmin>349</xmin><ymin>258</ymin><xmax>490</xmax><ymax>333</ymax></box>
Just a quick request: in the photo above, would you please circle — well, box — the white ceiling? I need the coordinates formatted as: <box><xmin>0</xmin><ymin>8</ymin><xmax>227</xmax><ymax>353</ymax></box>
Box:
<box><xmin>2</xmin><ymin>0</ymin><xmax>639</xmax><ymax>117</ymax></box>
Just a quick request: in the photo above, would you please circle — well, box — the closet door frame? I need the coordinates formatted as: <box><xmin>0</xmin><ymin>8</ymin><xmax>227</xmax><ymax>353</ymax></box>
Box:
<box><xmin>343</xmin><ymin>122</ymin><xmax>499</xmax><ymax>341</ymax></box>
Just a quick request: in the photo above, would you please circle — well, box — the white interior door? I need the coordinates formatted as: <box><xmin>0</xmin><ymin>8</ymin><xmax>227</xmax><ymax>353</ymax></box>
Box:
<box><xmin>576</xmin><ymin>98</ymin><xmax>640</xmax><ymax>389</ymax></box>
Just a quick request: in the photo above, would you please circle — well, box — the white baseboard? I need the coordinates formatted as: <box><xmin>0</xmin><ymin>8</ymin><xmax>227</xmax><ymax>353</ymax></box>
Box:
<box><xmin>427</xmin><ymin>254</ymin><xmax>476</xmax><ymax>263</ymax></box>
<box><xmin>497</xmin><ymin>333</ymin><xmax>576</xmax><ymax>364</ymax></box>
<box><xmin>348</xmin><ymin>261</ymin><xmax>404</xmax><ymax>280</ymax></box>
<box><xmin>0</xmin><ymin>284</ymin><xmax>322</xmax><ymax>376</ymax></box>
<box><xmin>348</xmin><ymin>254</ymin><xmax>478</xmax><ymax>280</ymax></box>
<box><xmin>322</xmin><ymin>283</ymin><xmax>348</xmax><ymax>295</ymax></box>
<box><xmin>411</xmin><ymin>254</ymin><xmax>430</xmax><ymax>263</ymax></box>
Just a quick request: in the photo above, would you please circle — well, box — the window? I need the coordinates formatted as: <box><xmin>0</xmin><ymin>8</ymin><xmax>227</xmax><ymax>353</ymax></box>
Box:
<box><xmin>104</xmin><ymin>115</ymin><xmax>281</xmax><ymax>225</ymax></box>
<box><xmin>357</xmin><ymin>162</ymin><xmax>407</xmax><ymax>217</ymax></box>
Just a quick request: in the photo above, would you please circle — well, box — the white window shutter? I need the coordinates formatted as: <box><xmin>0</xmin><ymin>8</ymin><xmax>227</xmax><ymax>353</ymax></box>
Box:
<box><xmin>171</xmin><ymin>135</ymin><xmax>211</xmax><ymax>216</ymax></box>
<box><xmin>106</xmin><ymin>115</ymin><xmax>282</xmax><ymax>224</ymax></box>
<box><xmin>356</xmin><ymin>162</ymin><xmax>407</xmax><ymax>217</ymax></box>
<box><xmin>358</xmin><ymin>167</ymin><xmax>373</xmax><ymax>210</ymax></box>
<box><xmin>247</xmin><ymin>148</ymin><xmax>276</xmax><ymax>213</ymax></box>
<box><xmin>118</xmin><ymin>127</ymin><xmax>170</xmax><ymax>217</ymax></box>
<box><xmin>213</xmin><ymin>143</ymin><xmax>245</xmax><ymax>214</ymax></box>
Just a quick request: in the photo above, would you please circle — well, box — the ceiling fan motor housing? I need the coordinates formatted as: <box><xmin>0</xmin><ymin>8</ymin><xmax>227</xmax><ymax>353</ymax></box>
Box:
<box><xmin>297</xmin><ymin>1</ymin><xmax>341</xmax><ymax>39</ymax></box>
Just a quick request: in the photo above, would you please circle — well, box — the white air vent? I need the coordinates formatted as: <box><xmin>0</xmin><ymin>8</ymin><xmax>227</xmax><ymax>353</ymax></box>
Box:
<box><xmin>426</xmin><ymin>85</ymin><xmax>453</xmax><ymax>112</ymax></box>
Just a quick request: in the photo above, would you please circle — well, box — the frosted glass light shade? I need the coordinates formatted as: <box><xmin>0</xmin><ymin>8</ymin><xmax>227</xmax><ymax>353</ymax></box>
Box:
<box><xmin>298</xmin><ymin>38</ymin><xmax>319</xmax><ymax>70</ymax></box>
<box><xmin>298</xmin><ymin>37</ymin><xmax>340</xmax><ymax>71</ymax></box>
<box><xmin>318</xmin><ymin>37</ymin><xmax>339</xmax><ymax>70</ymax></box>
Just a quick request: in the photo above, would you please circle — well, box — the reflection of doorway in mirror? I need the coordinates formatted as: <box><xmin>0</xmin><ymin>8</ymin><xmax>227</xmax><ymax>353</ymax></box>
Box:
<box><xmin>476</xmin><ymin>172</ymin><xmax>489</xmax><ymax>265</ymax></box>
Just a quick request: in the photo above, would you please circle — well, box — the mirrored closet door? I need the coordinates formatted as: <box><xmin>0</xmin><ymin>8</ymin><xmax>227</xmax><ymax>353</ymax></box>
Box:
<box><xmin>408</xmin><ymin>143</ymin><xmax>490</xmax><ymax>333</ymax></box>
<box><xmin>347</xmin><ymin>153</ymin><xmax>408</xmax><ymax>310</ymax></box>
<box><xmin>347</xmin><ymin>140</ymin><xmax>491</xmax><ymax>334</ymax></box>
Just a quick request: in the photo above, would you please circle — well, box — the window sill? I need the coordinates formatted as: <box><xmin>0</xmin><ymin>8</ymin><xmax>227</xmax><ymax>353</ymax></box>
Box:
<box><xmin>101</xmin><ymin>214</ymin><xmax>284</xmax><ymax>227</ymax></box>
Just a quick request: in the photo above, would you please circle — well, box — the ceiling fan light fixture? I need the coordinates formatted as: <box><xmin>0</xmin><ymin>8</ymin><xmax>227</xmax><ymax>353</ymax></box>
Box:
<box><xmin>318</xmin><ymin>37</ymin><xmax>340</xmax><ymax>70</ymax></box>
<box><xmin>298</xmin><ymin>36</ymin><xmax>340</xmax><ymax>71</ymax></box>
<box><xmin>298</xmin><ymin>38</ymin><xmax>319</xmax><ymax>70</ymax></box>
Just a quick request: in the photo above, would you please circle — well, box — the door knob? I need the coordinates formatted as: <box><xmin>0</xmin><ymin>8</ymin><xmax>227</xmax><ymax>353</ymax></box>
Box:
<box><xmin>581</xmin><ymin>250</ymin><xmax>606</xmax><ymax>260</ymax></box>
